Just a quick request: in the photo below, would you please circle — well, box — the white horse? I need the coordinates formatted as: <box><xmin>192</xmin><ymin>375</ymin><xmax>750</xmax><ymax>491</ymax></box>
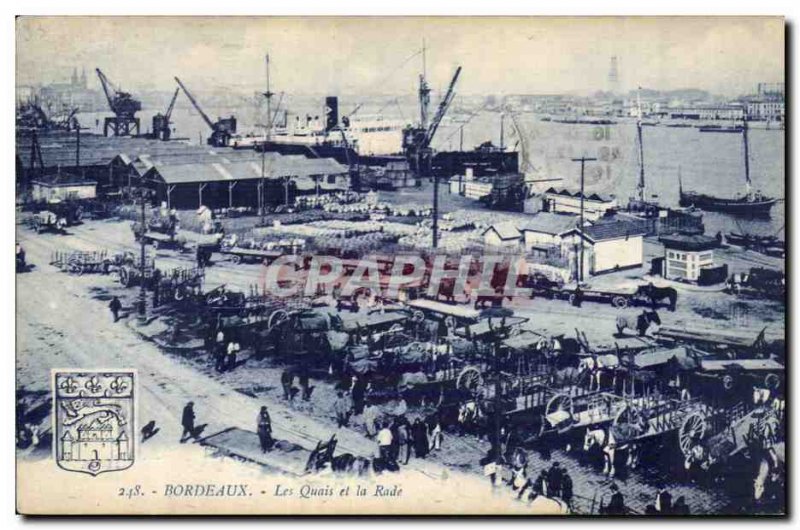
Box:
<box><xmin>583</xmin><ymin>427</ymin><xmax>638</xmax><ymax>478</ymax></box>
<box><xmin>754</xmin><ymin>442</ymin><xmax>785</xmax><ymax>502</ymax></box>
<box><xmin>579</xmin><ymin>354</ymin><xmax>621</xmax><ymax>391</ymax></box>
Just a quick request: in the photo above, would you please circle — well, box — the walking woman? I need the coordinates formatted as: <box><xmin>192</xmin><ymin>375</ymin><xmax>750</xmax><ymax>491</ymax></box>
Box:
<box><xmin>257</xmin><ymin>406</ymin><xmax>273</xmax><ymax>453</ymax></box>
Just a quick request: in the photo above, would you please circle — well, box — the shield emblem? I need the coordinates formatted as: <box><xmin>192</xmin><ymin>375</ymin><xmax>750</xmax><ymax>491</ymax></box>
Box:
<box><xmin>53</xmin><ymin>370</ymin><xmax>135</xmax><ymax>476</ymax></box>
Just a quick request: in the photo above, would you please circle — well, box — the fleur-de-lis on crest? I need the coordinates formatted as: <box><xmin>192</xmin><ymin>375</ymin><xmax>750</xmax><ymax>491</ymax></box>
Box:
<box><xmin>59</xmin><ymin>377</ymin><xmax>78</xmax><ymax>394</ymax></box>
<box><xmin>85</xmin><ymin>376</ymin><xmax>102</xmax><ymax>393</ymax></box>
<box><xmin>109</xmin><ymin>376</ymin><xmax>129</xmax><ymax>394</ymax></box>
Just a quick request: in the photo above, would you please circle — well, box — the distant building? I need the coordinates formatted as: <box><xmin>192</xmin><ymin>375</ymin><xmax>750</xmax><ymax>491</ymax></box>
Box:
<box><xmin>561</xmin><ymin>220</ymin><xmax>647</xmax><ymax>275</ymax></box>
<box><xmin>541</xmin><ymin>187</ymin><xmax>618</xmax><ymax>221</ymax></box>
<box><xmin>660</xmin><ymin>234</ymin><xmax>719</xmax><ymax>281</ymax></box>
<box><xmin>519</xmin><ymin>212</ymin><xmax>578</xmax><ymax>256</ymax></box>
<box><xmin>668</xmin><ymin>103</ymin><xmax>745</xmax><ymax>121</ymax></box>
<box><xmin>483</xmin><ymin>221</ymin><xmax>522</xmax><ymax>248</ymax></box>
<box><xmin>31</xmin><ymin>173</ymin><xmax>97</xmax><ymax>202</ymax></box>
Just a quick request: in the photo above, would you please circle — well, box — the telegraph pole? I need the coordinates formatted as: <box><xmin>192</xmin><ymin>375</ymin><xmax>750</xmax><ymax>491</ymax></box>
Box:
<box><xmin>137</xmin><ymin>191</ymin><xmax>148</xmax><ymax>323</ymax></box>
<box><xmin>571</xmin><ymin>156</ymin><xmax>596</xmax><ymax>282</ymax></box>
<box><xmin>261</xmin><ymin>53</ymin><xmax>274</xmax><ymax>223</ymax></box>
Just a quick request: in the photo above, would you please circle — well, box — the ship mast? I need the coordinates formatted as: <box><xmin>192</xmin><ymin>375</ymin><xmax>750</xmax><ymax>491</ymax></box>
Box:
<box><xmin>419</xmin><ymin>39</ymin><xmax>431</xmax><ymax>130</ymax></box>
<box><xmin>742</xmin><ymin>117</ymin><xmax>752</xmax><ymax>199</ymax></box>
<box><xmin>636</xmin><ymin>86</ymin><xmax>646</xmax><ymax>202</ymax></box>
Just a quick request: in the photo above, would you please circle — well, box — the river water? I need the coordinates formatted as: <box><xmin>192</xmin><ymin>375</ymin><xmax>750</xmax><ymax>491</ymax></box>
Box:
<box><xmin>78</xmin><ymin>102</ymin><xmax>785</xmax><ymax>239</ymax></box>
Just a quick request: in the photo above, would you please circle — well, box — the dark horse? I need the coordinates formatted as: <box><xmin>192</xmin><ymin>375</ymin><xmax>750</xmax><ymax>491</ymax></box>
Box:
<box><xmin>305</xmin><ymin>435</ymin><xmax>372</xmax><ymax>476</ymax></box>
<box><xmin>636</xmin><ymin>284</ymin><xmax>678</xmax><ymax>311</ymax></box>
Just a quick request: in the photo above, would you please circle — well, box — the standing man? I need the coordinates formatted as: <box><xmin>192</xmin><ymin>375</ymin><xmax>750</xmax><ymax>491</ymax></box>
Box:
<box><xmin>109</xmin><ymin>296</ymin><xmax>122</xmax><ymax>323</ymax></box>
<box><xmin>180</xmin><ymin>401</ymin><xmax>196</xmax><ymax>443</ymax></box>
<box><xmin>257</xmin><ymin>406</ymin><xmax>273</xmax><ymax>453</ymax></box>
<box><xmin>572</xmin><ymin>285</ymin><xmax>583</xmax><ymax>308</ymax></box>
<box><xmin>376</xmin><ymin>422</ymin><xmax>394</xmax><ymax>464</ymax></box>
<box><xmin>333</xmin><ymin>391</ymin><xmax>351</xmax><ymax>428</ymax></box>
<box><xmin>547</xmin><ymin>461</ymin><xmax>564</xmax><ymax>499</ymax></box>
<box><xmin>602</xmin><ymin>483</ymin><xmax>626</xmax><ymax>515</ymax></box>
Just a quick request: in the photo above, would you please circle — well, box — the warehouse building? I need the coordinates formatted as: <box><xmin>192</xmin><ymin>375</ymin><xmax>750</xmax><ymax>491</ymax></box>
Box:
<box><xmin>139</xmin><ymin>156</ymin><xmax>348</xmax><ymax>210</ymax></box>
<box><xmin>16</xmin><ymin>130</ymin><xmax>348</xmax><ymax>210</ymax></box>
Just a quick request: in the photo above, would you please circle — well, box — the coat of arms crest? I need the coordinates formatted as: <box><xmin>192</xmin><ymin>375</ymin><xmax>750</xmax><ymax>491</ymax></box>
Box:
<box><xmin>53</xmin><ymin>370</ymin><xmax>135</xmax><ymax>476</ymax></box>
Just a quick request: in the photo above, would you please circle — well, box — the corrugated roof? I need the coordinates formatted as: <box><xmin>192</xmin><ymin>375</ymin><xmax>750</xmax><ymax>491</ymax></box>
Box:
<box><xmin>148</xmin><ymin>157</ymin><xmax>347</xmax><ymax>185</ymax></box>
<box><xmin>520</xmin><ymin>212</ymin><xmax>579</xmax><ymax>235</ymax></box>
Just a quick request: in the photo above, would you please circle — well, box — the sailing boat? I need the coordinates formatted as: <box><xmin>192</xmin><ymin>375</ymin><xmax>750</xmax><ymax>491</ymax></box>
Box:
<box><xmin>679</xmin><ymin>119</ymin><xmax>776</xmax><ymax>217</ymax></box>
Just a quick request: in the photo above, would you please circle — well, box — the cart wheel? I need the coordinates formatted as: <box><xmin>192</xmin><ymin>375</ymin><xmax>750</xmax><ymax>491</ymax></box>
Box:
<box><xmin>268</xmin><ymin>309</ymin><xmax>289</xmax><ymax>330</ymax></box>
<box><xmin>444</xmin><ymin>316</ymin><xmax>457</xmax><ymax>331</ymax></box>
<box><xmin>612</xmin><ymin>296</ymin><xmax>629</xmax><ymax>309</ymax></box>
<box><xmin>69</xmin><ymin>263</ymin><xmax>84</xmax><ymax>276</ymax></box>
<box><xmin>545</xmin><ymin>393</ymin><xmax>574</xmax><ymax>418</ymax></box>
<box><xmin>174</xmin><ymin>289</ymin><xmax>185</xmax><ymax>302</ymax></box>
<box><xmin>456</xmin><ymin>366</ymin><xmax>484</xmax><ymax>393</ymax></box>
<box><xmin>679</xmin><ymin>411</ymin><xmax>707</xmax><ymax>456</ymax></box>
<box><xmin>568</xmin><ymin>293</ymin><xmax>577</xmax><ymax>305</ymax></box>
<box><xmin>613</xmin><ymin>402</ymin><xmax>641</xmax><ymax>427</ymax></box>
<box><xmin>231</xmin><ymin>254</ymin><xmax>242</xmax><ymax>265</ymax></box>
<box><xmin>153</xmin><ymin>240</ymin><xmax>161</xmax><ymax>250</ymax></box>
<box><xmin>412</xmin><ymin>310</ymin><xmax>425</xmax><ymax>323</ymax></box>
<box><xmin>765</xmin><ymin>373</ymin><xmax>780</xmax><ymax>390</ymax></box>
<box><xmin>722</xmin><ymin>375</ymin><xmax>734</xmax><ymax>390</ymax></box>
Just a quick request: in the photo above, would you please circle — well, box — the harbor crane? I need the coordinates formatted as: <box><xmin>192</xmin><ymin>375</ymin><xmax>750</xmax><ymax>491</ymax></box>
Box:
<box><xmin>151</xmin><ymin>87</ymin><xmax>180</xmax><ymax>141</ymax></box>
<box><xmin>403</xmin><ymin>66</ymin><xmax>462</xmax><ymax>177</ymax></box>
<box><xmin>174</xmin><ymin>77</ymin><xmax>237</xmax><ymax>147</ymax></box>
<box><xmin>96</xmin><ymin>68</ymin><xmax>141</xmax><ymax>137</ymax></box>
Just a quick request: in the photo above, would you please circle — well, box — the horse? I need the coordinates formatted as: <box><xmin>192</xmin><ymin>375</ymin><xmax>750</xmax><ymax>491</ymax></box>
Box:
<box><xmin>636</xmin><ymin>284</ymin><xmax>678</xmax><ymax>311</ymax></box>
<box><xmin>579</xmin><ymin>354</ymin><xmax>621</xmax><ymax>391</ymax></box>
<box><xmin>583</xmin><ymin>427</ymin><xmax>638</xmax><ymax>478</ymax></box>
<box><xmin>754</xmin><ymin>442</ymin><xmax>785</xmax><ymax>503</ymax></box>
<box><xmin>615</xmin><ymin>310</ymin><xmax>661</xmax><ymax>337</ymax></box>
<box><xmin>305</xmin><ymin>435</ymin><xmax>371</xmax><ymax>476</ymax></box>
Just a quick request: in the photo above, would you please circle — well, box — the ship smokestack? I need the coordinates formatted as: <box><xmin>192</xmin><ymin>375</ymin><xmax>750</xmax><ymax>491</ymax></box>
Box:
<box><xmin>325</xmin><ymin>96</ymin><xmax>339</xmax><ymax>132</ymax></box>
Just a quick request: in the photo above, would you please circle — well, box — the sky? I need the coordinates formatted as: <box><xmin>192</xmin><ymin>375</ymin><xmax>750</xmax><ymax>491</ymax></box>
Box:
<box><xmin>16</xmin><ymin>16</ymin><xmax>785</xmax><ymax>97</ymax></box>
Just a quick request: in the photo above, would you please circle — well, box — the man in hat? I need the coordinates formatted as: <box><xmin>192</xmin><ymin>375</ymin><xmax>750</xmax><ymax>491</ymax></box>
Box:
<box><xmin>257</xmin><ymin>405</ymin><xmax>273</xmax><ymax>453</ymax></box>
<box><xmin>180</xmin><ymin>401</ymin><xmax>196</xmax><ymax>443</ymax></box>
<box><xmin>109</xmin><ymin>296</ymin><xmax>122</xmax><ymax>323</ymax></box>
<box><xmin>603</xmin><ymin>483</ymin><xmax>626</xmax><ymax>515</ymax></box>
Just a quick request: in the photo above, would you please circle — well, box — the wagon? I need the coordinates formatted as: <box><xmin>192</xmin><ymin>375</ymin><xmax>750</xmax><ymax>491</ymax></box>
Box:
<box><xmin>556</xmin><ymin>283</ymin><xmax>641</xmax><ymax>309</ymax></box>
<box><xmin>28</xmin><ymin>211</ymin><xmax>68</xmax><ymax>234</ymax></box>
<box><xmin>50</xmin><ymin>250</ymin><xmax>112</xmax><ymax>275</ymax></box>
<box><xmin>218</xmin><ymin>246</ymin><xmax>283</xmax><ymax>265</ymax></box>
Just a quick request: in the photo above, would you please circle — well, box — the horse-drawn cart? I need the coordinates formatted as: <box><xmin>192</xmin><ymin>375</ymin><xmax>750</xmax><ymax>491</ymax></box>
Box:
<box><xmin>50</xmin><ymin>250</ymin><xmax>112</xmax><ymax>275</ymax></box>
<box><xmin>217</xmin><ymin>245</ymin><xmax>283</xmax><ymax>265</ymax></box>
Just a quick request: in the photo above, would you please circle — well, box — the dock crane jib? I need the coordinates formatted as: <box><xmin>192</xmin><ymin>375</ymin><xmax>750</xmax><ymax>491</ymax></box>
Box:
<box><xmin>95</xmin><ymin>68</ymin><xmax>141</xmax><ymax>137</ymax></box>
<box><xmin>152</xmin><ymin>87</ymin><xmax>180</xmax><ymax>141</ymax></box>
<box><xmin>174</xmin><ymin>76</ymin><xmax>237</xmax><ymax>147</ymax></box>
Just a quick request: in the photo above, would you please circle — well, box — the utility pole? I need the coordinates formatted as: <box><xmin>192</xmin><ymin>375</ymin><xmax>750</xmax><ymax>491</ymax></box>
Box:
<box><xmin>432</xmin><ymin>170</ymin><xmax>439</xmax><ymax>249</ymax></box>
<box><xmin>571</xmin><ymin>156</ymin><xmax>596</xmax><ymax>282</ymax></box>
<box><xmin>500</xmin><ymin>112</ymin><xmax>504</xmax><ymax>150</ymax></box>
<box><xmin>137</xmin><ymin>191</ymin><xmax>149</xmax><ymax>323</ymax></box>
<box><xmin>76</xmin><ymin>125</ymin><xmax>81</xmax><ymax>168</ymax></box>
<box><xmin>261</xmin><ymin>53</ymin><xmax>274</xmax><ymax>222</ymax></box>
<box><xmin>459</xmin><ymin>125</ymin><xmax>464</xmax><ymax>151</ymax></box>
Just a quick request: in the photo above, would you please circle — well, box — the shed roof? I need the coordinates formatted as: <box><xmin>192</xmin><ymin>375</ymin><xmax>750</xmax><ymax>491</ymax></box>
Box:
<box><xmin>660</xmin><ymin>234</ymin><xmax>720</xmax><ymax>252</ymax></box>
<box><xmin>544</xmin><ymin>187</ymin><xmax>614</xmax><ymax>203</ymax></box>
<box><xmin>562</xmin><ymin>219</ymin><xmax>647</xmax><ymax>243</ymax></box>
<box><xmin>483</xmin><ymin>221</ymin><xmax>522</xmax><ymax>241</ymax></box>
<box><xmin>520</xmin><ymin>212</ymin><xmax>578</xmax><ymax>235</ymax></box>
<box><xmin>147</xmin><ymin>157</ymin><xmax>347</xmax><ymax>185</ymax></box>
